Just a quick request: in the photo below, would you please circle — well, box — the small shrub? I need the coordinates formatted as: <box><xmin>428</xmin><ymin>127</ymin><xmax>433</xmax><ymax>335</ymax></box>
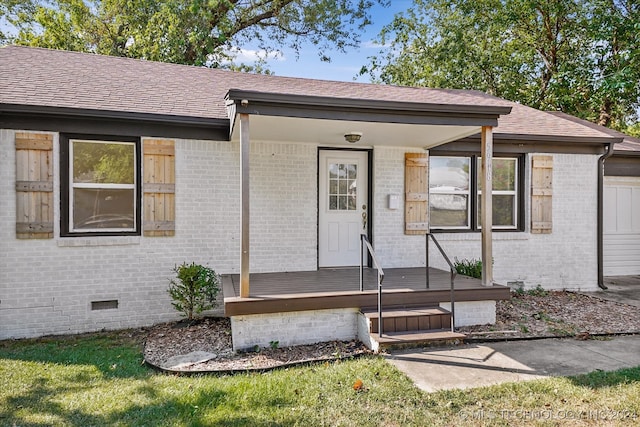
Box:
<box><xmin>168</xmin><ymin>262</ymin><xmax>220</xmax><ymax>321</ymax></box>
<box><xmin>269</xmin><ymin>341</ymin><xmax>279</xmax><ymax>350</ymax></box>
<box><xmin>453</xmin><ymin>257</ymin><xmax>483</xmax><ymax>279</ymax></box>
<box><xmin>532</xmin><ymin>311</ymin><xmax>551</xmax><ymax>322</ymax></box>
<box><xmin>527</xmin><ymin>284</ymin><xmax>549</xmax><ymax>297</ymax></box>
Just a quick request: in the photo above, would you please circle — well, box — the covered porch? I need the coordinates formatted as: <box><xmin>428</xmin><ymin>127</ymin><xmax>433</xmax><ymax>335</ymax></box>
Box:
<box><xmin>223</xmin><ymin>266</ymin><xmax>510</xmax><ymax>351</ymax></box>
<box><xmin>223</xmin><ymin>267</ymin><xmax>511</xmax><ymax>316</ymax></box>
<box><xmin>224</xmin><ymin>89</ymin><xmax>513</xmax><ymax>301</ymax></box>
<box><xmin>221</xmin><ymin>88</ymin><xmax>513</xmax><ymax>350</ymax></box>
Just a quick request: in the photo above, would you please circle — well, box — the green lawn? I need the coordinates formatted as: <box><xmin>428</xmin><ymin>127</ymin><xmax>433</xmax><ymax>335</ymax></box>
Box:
<box><xmin>1</xmin><ymin>331</ymin><xmax>639</xmax><ymax>426</ymax></box>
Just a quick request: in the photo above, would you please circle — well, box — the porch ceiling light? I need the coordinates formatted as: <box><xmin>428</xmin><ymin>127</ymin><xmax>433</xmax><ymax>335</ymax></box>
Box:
<box><xmin>344</xmin><ymin>132</ymin><xmax>363</xmax><ymax>143</ymax></box>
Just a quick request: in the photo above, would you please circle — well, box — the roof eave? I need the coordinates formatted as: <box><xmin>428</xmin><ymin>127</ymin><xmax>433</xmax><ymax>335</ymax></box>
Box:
<box><xmin>1</xmin><ymin>103</ymin><xmax>230</xmax><ymax>140</ymax></box>
<box><xmin>225</xmin><ymin>89</ymin><xmax>512</xmax><ymax>128</ymax></box>
<box><xmin>464</xmin><ymin>132</ymin><xmax>622</xmax><ymax>145</ymax></box>
<box><xmin>613</xmin><ymin>150</ymin><xmax>640</xmax><ymax>157</ymax></box>
<box><xmin>0</xmin><ymin>103</ymin><xmax>229</xmax><ymax>128</ymax></box>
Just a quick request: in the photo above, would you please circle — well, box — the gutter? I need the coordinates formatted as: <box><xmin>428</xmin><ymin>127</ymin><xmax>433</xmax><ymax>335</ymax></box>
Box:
<box><xmin>597</xmin><ymin>142</ymin><xmax>615</xmax><ymax>289</ymax></box>
<box><xmin>0</xmin><ymin>103</ymin><xmax>229</xmax><ymax>128</ymax></box>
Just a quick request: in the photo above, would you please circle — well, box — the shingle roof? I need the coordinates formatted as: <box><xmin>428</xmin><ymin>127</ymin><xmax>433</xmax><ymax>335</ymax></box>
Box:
<box><xmin>549</xmin><ymin>112</ymin><xmax>640</xmax><ymax>153</ymax></box>
<box><xmin>1</xmin><ymin>45</ymin><xmax>227</xmax><ymax>119</ymax></box>
<box><xmin>0</xmin><ymin>45</ymin><xmax>616</xmax><ymax>141</ymax></box>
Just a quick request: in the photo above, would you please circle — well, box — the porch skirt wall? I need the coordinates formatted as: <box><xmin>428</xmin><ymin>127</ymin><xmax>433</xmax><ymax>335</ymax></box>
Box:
<box><xmin>230</xmin><ymin>308</ymin><xmax>360</xmax><ymax>351</ymax></box>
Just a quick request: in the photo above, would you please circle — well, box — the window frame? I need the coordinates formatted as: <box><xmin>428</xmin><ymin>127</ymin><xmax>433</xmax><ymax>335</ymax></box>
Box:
<box><xmin>429</xmin><ymin>153</ymin><xmax>525</xmax><ymax>232</ymax></box>
<box><xmin>477</xmin><ymin>157</ymin><xmax>520</xmax><ymax>230</ymax></box>
<box><xmin>428</xmin><ymin>156</ymin><xmax>472</xmax><ymax>230</ymax></box>
<box><xmin>328</xmin><ymin>162</ymin><xmax>358</xmax><ymax>211</ymax></box>
<box><xmin>60</xmin><ymin>134</ymin><xmax>142</xmax><ymax>237</ymax></box>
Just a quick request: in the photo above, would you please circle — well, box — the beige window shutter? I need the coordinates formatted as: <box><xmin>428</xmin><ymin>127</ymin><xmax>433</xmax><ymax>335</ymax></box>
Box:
<box><xmin>15</xmin><ymin>132</ymin><xmax>54</xmax><ymax>239</ymax></box>
<box><xmin>143</xmin><ymin>139</ymin><xmax>175</xmax><ymax>237</ymax></box>
<box><xmin>405</xmin><ymin>152</ymin><xmax>429</xmax><ymax>235</ymax></box>
<box><xmin>531</xmin><ymin>155</ymin><xmax>553</xmax><ymax>234</ymax></box>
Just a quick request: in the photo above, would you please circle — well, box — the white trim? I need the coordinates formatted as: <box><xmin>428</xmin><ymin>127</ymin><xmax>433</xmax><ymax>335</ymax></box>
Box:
<box><xmin>68</xmin><ymin>139</ymin><xmax>137</xmax><ymax>233</ymax></box>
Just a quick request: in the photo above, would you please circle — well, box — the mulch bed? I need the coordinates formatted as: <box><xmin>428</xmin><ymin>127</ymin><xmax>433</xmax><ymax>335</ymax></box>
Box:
<box><xmin>143</xmin><ymin>290</ymin><xmax>640</xmax><ymax>373</ymax></box>
<box><xmin>459</xmin><ymin>290</ymin><xmax>640</xmax><ymax>339</ymax></box>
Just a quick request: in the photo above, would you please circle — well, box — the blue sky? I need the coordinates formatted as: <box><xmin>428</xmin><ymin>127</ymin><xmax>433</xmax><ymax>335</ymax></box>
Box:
<box><xmin>246</xmin><ymin>1</ymin><xmax>413</xmax><ymax>82</ymax></box>
<box><xmin>0</xmin><ymin>1</ymin><xmax>411</xmax><ymax>82</ymax></box>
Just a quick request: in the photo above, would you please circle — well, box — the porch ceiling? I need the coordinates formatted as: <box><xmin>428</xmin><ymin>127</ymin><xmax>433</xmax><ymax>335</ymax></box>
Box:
<box><xmin>225</xmin><ymin>88</ymin><xmax>512</xmax><ymax>149</ymax></box>
<box><xmin>230</xmin><ymin>115</ymin><xmax>481</xmax><ymax>149</ymax></box>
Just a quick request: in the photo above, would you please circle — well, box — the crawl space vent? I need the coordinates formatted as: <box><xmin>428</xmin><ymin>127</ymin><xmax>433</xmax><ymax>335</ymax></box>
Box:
<box><xmin>91</xmin><ymin>300</ymin><xmax>119</xmax><ymax>310</ymax></box>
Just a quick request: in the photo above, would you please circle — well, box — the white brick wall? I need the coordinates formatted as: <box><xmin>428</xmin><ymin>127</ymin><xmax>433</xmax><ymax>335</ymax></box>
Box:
<box><xmin>0</xmin><ymin>129</ymin><xmax>317</xmax><ymax>339</ymax></box>
<box><xmin>440</xmin><ymin>301</ymin><xmax>496</xmax><ymax>327</ymax></box>
<box><xmin>356</xmin><ymin>312</ymin><xmax>378</xmax><ymax>352</ymax></box>
<box><xmin>230</xmin><ymin>308</ymin><xmax>359</xmax><ymax>351</ymax></box>
<box><xmin>376</xmin><ymin>151</ymin><xmax>600</xmax><ymax>291</ymax></box>
<box><xmin>372</xmin><ymin>146</ymin><xmax>426</xmax><ymax>267</ymax></box>
<box><xmin>249</xmin><ymin>141</ymin><xmax>317</xmax><ymax>272</ymax></box>
<box><xmin>0</xmin><ymin>126</ymin><xmax>601</xmax><ymax>340</ymax></box>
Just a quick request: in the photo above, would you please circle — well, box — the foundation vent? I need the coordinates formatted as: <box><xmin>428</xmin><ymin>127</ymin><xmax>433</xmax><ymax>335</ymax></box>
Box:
<box><xmin>91</xmin><ymin>300</ymin><xmax>119</xmax><ymax>310</ymax></box>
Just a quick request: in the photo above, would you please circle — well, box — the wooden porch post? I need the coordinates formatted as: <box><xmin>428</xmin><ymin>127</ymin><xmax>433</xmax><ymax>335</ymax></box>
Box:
<box><xmin>240</xmin><ymin>113</ymin><xmax>250</xmax><ymax>298</ymax></box>
<box><xmin>480</xmin><ymin>126</ymin><xmax>493</xmax><ymax>286</ymax></box>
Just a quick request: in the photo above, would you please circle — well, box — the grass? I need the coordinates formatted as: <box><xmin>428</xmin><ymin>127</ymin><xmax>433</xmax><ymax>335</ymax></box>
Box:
<box><xmin>1</xmin><ymin>332</ymin><xmax>640</xmax><ymax>426</ymax></box>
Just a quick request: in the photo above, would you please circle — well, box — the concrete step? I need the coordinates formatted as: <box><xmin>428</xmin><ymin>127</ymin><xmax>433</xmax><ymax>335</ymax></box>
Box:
<box><xmin>363</xmin><ymin>307</ymin><xmax>452</xmax><ymax>334</ymax></box>
<box><xmin>371</xmin><ymin>329</ymin><xmax>466</xmax><ymax>350</ymax></box>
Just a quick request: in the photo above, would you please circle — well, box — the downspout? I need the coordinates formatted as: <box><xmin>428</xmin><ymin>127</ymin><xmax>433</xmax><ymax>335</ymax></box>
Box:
<box><xmin>597</xmin><ymin>142</ymin><xmax>615</xmax><ymax>290</ymax></box>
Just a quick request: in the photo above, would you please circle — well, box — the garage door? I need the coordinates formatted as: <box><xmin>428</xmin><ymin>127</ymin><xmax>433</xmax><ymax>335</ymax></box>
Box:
<box><xmin>603</xmin><ymin>176</ymin><xmax>640</xmax><ymax>275</ymax></box>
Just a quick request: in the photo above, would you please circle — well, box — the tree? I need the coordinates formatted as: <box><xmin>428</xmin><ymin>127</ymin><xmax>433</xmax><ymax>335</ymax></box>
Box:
<box><xmin>362</xmin><ymin>0</ymin><xmax>640</xmax><ymax>129</ymax></box>
<box><xmin>1</xmin><ymin>0</ymin><xmax>385</xmax><ymax>68</ymax></box>
<box><xmin>578</xmin><ymin>0</ymin><xmax>640</xmax><ymax>127</ymax></box>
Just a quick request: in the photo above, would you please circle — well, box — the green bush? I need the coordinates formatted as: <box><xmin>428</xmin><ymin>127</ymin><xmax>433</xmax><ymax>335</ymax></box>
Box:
<box><xmin>168</xmin><ymin>262</ymin><xmax>220</xmax><ymax>321</ymax></box>
<box><xmin>453</xmin><ymin>257</ymin><xmax>483</xmax><ymax>279</ymax></box>
<box><xmin>527</xmin><ymin>284</ymin><xmax>549</xmax><ymax>297</ymax></box>
<box><xmin>513</xmin><ymin>284</ymin><xmax>526</xmax><ymax>296</ymax></box>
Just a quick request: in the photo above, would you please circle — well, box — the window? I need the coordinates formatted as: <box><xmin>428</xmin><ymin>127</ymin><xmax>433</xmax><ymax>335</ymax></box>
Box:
<box><xmin>477</xmin><ymin>158</ymin><xmax>518</xmax><ymax>229</ymax></box>
<box><xmin>328</xmin><ymin>163</ymin><xmax>358</xmax><ymax>211</ymax></box>
<box><xmin>429</xmin><ymin>156</ymin><xmax>471</xmax><ymax>229</ymax></box>
<box><xmin>429</xmin><ymin>155</ymin><xmax>522</xmax><ymax>231</ymax></box>
<box><xmin>61</xmin><ymin>135</ymin><xmax>141</xmax><ymax>236</ymax></box>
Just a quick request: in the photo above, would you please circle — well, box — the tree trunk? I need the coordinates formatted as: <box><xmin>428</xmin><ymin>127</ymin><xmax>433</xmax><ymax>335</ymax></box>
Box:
<box><xmin>597</xmin><ymin>98</ymin><xmax>613</xmax><ymax>127</ymax></box>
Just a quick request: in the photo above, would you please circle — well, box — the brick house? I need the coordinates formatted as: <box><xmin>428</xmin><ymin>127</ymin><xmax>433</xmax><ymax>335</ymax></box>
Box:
<box><xmin>548</xmin><ymin>113</ymin><xmax>640</xmax><ymax>277</ymax></box>
<box><xmin>0</xmin><ymin>45</ymin><xmax>634</xmax><ymax>349</ymax></box>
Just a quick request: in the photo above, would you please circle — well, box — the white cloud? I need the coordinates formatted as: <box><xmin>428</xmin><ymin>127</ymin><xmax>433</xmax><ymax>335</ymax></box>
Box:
<box><xmin>363</xmin><ymin>39</ymin><xmax>390</xmax><ymax>49</ymax></box>
<box><xmin>226</xmin><ymin>47</ymin><xmax>286</xmax><ymax>63</ymax></box>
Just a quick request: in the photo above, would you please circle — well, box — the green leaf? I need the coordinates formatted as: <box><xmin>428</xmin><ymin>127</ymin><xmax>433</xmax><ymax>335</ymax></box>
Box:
<box><xmin>363</xmin><ymin>0</ymin><xmax>640</xmax><ymax>128</ymax></box>
<box><xmin>167</xmin><ymin>262</ymin><xmax>220</xmax><ymax>321</ymax></box>
<box><xmin>3</xmin><ymin>0</ymin><xmax>388</xmax><ymax>71</ymax></box>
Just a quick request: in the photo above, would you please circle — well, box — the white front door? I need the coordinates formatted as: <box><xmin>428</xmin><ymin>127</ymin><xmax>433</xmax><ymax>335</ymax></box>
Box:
<box><xmin>318</xmin><ymin>150</ymin><xmax>369</xmax><ymax>267</ymax></box>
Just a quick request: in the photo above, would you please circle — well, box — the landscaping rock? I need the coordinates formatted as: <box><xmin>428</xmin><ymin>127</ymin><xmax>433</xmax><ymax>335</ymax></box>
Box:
<box><xmin>160</xmin><ymin>351</ymin><xmax>218</xmax><ymax>370</ymax></box>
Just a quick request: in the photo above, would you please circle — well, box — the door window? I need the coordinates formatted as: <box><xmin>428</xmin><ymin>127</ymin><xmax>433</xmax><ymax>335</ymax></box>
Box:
<box><xmin>328</xmin><ymin>163</ymin><xmax>357</xmax><ymax>211</ymax></box>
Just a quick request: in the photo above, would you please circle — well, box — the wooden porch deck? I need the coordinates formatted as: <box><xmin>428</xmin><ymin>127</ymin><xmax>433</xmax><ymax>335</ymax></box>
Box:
<box><xmin>223</xmin><ymin>267</ymin><xmax>510</xmax><ymax>316</ymax></box>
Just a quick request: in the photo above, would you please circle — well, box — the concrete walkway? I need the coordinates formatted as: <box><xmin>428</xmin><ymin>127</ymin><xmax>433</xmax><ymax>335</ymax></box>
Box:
<box><xmin>591</xmin><ymin>276</ymin><xmax>640</xmax><ymax>308</ymax></box>
<box><xmin>385</xmin><ymin>335</ymin><xmax>640</xmax><ymax>392</ymax></box>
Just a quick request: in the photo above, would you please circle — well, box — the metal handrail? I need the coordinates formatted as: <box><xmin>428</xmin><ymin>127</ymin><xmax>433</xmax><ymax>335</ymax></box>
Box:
<box><xmin>426</xmin><ymin>233</ymin><xmax>457</xmax><ymax>332</ymax></box>
<box><xmin>359</xmin><ymin>233</ymin><xmax>385</xmax><ymax>336</ymax></box>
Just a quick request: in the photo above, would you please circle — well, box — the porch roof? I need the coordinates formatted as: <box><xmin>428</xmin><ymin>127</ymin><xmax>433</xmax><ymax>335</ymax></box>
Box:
<box><xmin>225</xmin><ymin>89</ymin><xmax>512</xmax><ymax>148</ymax></box>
